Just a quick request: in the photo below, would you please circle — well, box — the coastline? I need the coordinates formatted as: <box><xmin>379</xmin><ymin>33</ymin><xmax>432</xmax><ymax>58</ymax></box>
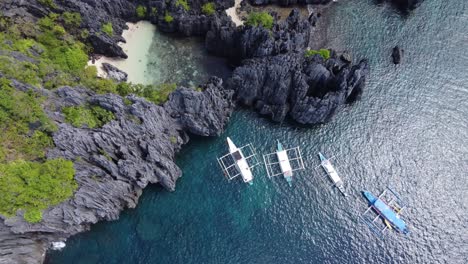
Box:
<box><xmin>87</xmin><ymin>21</ymin><xmax>155</xmax><ymax>85</ymax></box>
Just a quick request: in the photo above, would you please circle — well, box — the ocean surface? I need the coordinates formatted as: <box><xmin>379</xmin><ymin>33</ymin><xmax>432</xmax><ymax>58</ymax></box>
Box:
<box><xmin>47</xmin><ymin>0</ymin><xmax>468</xmax><ymax>263</ymax></box>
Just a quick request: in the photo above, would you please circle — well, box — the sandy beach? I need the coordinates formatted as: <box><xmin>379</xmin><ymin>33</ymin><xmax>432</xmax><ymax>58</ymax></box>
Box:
<box><xmin>87</xmin><ymin>21</ymin><xmax>156</xmax><ymax>84</ymax></box>
<box><xmin>226</xmin><ymin>0</ymin><xmax>244</xmax><ymax>26</ymax></box>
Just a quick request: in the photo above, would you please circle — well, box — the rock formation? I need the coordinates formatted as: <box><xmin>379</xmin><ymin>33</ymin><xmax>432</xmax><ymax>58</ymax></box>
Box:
<box><xmin>102</xmin><ymin>63</ymin><xmax>128</xmax><ymax>82</ymax></box>
<box><xmin>0</xmin><ymin>77</ymin><xmax>234</xmax><ymax>264</ymax></box>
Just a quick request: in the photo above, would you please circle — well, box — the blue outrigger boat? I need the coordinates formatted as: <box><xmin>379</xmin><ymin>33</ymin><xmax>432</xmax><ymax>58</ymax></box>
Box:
<box><xmin>360</xmin><ymin>188</ymin><xmax>409</xmax><ymax>237</ymax></box>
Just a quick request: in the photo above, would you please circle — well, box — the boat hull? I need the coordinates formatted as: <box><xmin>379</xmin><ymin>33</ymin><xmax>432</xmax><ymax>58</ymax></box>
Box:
<box><xmin>362</xmin><ymin>191</ymin><xmax>409</xmax><ymax>234</ymax></box>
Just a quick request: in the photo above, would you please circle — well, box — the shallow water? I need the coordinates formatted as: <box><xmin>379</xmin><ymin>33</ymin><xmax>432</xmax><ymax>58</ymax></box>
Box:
<box><xmin>47</xmin><ymin>1</ymin><xmax>468</xmax><ymax>263</ymax></box>
<box><xmin>90</xmin><ymin>21</ymin><xmax>231</xmax><ymax>87</ymax></box>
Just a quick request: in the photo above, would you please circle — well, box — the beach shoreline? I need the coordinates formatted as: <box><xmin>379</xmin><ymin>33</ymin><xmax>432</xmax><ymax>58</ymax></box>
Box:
<box><xmin>87</xmin><ymin>21</ymin><xmax>156</xmax><ymax>84</ymax></box>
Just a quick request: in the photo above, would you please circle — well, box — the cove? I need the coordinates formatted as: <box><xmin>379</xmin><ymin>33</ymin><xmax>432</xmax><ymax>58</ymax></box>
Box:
<box><xmin>47</xmin><ymin>0</ymin><xmax>468</xmax><ymax>263</ymax></box>
<box><xmin>89</xmin><ymin>21</ymin><xmax>231</xmax><ymax>87</ymax></box>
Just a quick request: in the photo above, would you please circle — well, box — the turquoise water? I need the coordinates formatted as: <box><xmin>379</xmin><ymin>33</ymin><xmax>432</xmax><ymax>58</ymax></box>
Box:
<box><xmin>47</xmin><ymin>0</ymin><xmax>468</xmax><ymax>263</ymax></box>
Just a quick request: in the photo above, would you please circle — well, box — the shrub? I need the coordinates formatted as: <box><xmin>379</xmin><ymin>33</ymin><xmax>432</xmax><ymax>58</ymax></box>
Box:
<box><xmin>0</xmin><ymin>158</ymin><xmax>77</xmax><ymax>223</ymax></box>
<box><xmin>176</xmin><ymin>0</ymin><xmax>190</xmax><ymax>11</ymax></box>
<box><xmin>0</xmin><ymin>78</ymin><xmax>56</xmax><ymax>162</ymax></box>
<box><xmin>136</xmin><ymin>5</ymin><xmax>147</xmax><ymax>18</ymax></box>
<box><xmin>38</xmin><ymin>0</ymin><xmax>56</xmax><ymax>9</ymax></box>
<box><xmin>202</xmin><ymin>2</ymin><xmax>215</xmax><ymax>15</ymax></box>
<box><xmin>139</xmin><ymin>83</ymin><xmax>177</xmax><ymax>105</ymax></box>
<box><xmin>164</xmin><ymin>12</ymin><xmax>174</xmax><ymax>23</ymax></box>
<box><xmin>305</xmin><ymin>49</ymin><xmax>330</xmax><ymax>60</ymax></box>
<box><xmin>62</xmin><ymin>12</ymin><xmax>82</xmax><ymax>27</ymax></box>
<box><xmin>170</xmin><ymin>136</ymin><xmax>177</xmax><ymax>144</ymax></box>
<box><xmin>150</xmin><ymin>7</ymin><xmax>158</xmax><ymax>16</ymax></box>
<box><xmin>101</xmin><ymin>22</ymin><xmax>113</xmax><ymax>36</ymax></box>
<box><xmin>62</xmin><ymin>105</ymin><xmax>115</xmax><ymax>128</ymax></box>
<box><xmin>246</xmin><ymin>12</ymin><xmax>274</xmax><ymax>30</ymax></box>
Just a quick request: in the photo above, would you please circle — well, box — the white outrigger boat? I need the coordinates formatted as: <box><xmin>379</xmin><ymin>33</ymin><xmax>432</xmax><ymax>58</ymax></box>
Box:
<box><xmin>263</xmin><ymin>141</ymin><xmax>305</xmax><ymax>186</ymax></box>
<box><xmin>318</xmin><ymin>152</ymin><xmax>347</xmax><ymax>196</ymax></box>
<box><xmin>217</xmin><ymin>137</ymin><xmax>259</xmax><ymax>185</ymax></box>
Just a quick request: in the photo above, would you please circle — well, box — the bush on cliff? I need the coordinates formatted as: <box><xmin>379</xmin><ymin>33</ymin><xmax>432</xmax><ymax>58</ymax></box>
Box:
<box><xmin>0</xmin><ymin>79</ymin><xmax>76</xmax><ymax>223</ymax></box>
<box><xmin>62</xmin><ymin>105</ymin><xmax>115</xmax><ymax>128</ymax></box>
<box><xmin>246</xmin><ymin>12</ymin><xmax>274</xmax><ymax>30</ymax></box>
<box><xmin>139</xmin><ymin>83</ymin><xmax>177</xmax><ymax>105</ymax></box>
<box><xmin>164</xmin><ymin>12</ymin><xmax>174</xmax><ymax>23</ymax></box>
<box><xmin>0</xmin><ymin>158</ymin><xmax>77</xmax><ymax>223</ymax></box>
<box><xmin>136</xmin><ymin>5</ymin><xmax>147</xmax><ymax>18</ymax></box>
<box><xmin>62</xmin><ymin>12</ymin><xmax>82</xmax><ymax>28</ymax></box>
<box><xmin>202</xmin><ymin>2</ymin><xmax>215</xmax><ymax>15</ymax></box>
<box><xmin>305</xmin><ymin>49</ymin><xmax>331</xmax><ymax>60</ymax></box>
<box><xmin>38</xmin><ymin>0</ymin><xmax>57</xmax><ymax>9</ymax></box>
<box><xmin>101</xmin><ymin>22</ymin><xmax>114</xmax><ymax>36</ymax></box>
<box><xmin>176</xmin><ymin>0</ymin><xmax>190</xmax><ymax>11</ymax></box>
<box><xmin>0</xmin><ymin>78</ymin><xmax>56</xmax><ymax>163</ymax></box>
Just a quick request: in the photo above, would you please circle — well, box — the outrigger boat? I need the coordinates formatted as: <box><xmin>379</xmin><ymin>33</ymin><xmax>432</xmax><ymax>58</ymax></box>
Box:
<box><xmin>263</xmin><ymin>141</ymin><xmax>305</xmax><ymax>186</ymax></box>
<box><xmin>317</xmin><ymin>152</ymin><xmax>347</xmax><ymax>196</ymax></box>
<box><xmin>360</xmin><ymin>187</ymin><xmax>409</xmax><ymax>238</ymax></box>
<box><xmin>217</xmin><ymin>137</ymin><xmax>259</xmax><ymax>185</ymax></box>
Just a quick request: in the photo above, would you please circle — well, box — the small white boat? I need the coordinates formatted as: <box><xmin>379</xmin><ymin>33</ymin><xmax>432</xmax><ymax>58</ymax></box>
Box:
<box><xmin>227</xmin><ymin>137</ymin><xmax>253</xmax><ymax>184</ymax></box>
<box><xmin>318</xmin><ymin>152</ymin><xmax>347</xmax><ymax>196</ymax></box>
<box><xmin>263</xmin><ymin>141</ymin><xmax>305</xmax><ymax>186</ymax></box>
<box><xmin>218</xmin><ymin>137</ymin><xmax>259</xmax><ymax>185</ymax></box>
<box><xmin>51</xmin><ymin>241</ymin><xmax>66</xmax><ymax>250</ymax></box>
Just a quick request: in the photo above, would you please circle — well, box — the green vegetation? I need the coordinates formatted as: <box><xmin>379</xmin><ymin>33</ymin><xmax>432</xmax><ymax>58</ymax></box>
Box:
<box><xmin>136</xmin><ymin>5</ymin><xmax>147</xmax><ymax>18</ymax></box>
<box><xmin>164</xmin><ymin>12</ymin><xmax>174</xmax><ymax>23</ymax></box>
<box><xmin>202</xmin><ymin>2</ymin><xmax>215</xmax><ymax>16</ymax></box>
<box><xmin>38</xmin><ymin>0</ymin><xmax>56</xmax><ymax>9</ymax></box>
<box><xmin>151</xmin><ymin>7</ymin><xmax>158</xmax><ymax>16</ymax></box>
<box><xmin>0</xmin><ymin>78</ymin><xmax>56</xmax><ymax>163</ymax></box>
<box><xmin>62</xmin><ymin>12</ymin><xmax>82</xmax><ymax>27</ymax></box>
<box><xmin>138</xmin><ymin>83</ymin><xmax>177</xmax><ymax>105</ymax></box>
<box><xmin>176</xmin><ymin>0</ymin><xmax>190</xmax><ymax>11</ymax></box>
<box><xmin>0</xmin><ymin>77</ymin><xmax>74</xmax><ymax>224</ymax></box>
<box><xmin>0</xmin><ymin>158</ymin><xmax>77</xmax><ymax>223</ymax></box>
<box><xmin>101</xmin><ymin>22</ymin><xmax>113</xmax><ymax>36</ymax></box>
<box><xmin>170</xmin><ymin>136</ymin><xmax>177</xmax><ymax>144</ymax></box>
<box><xmin>62</xmin><ymin>105</ymin><xmax>115</xmax><ymax>128</ymax></box>
<box><xmin>246</xmin><ymin>12</ymin><xmax>274</xmax><ymax>30</ymax></box>
<box><xmin>304</xmin><ymin>49</ymin><xmax>331</xmax><ymax>60</ymax></box>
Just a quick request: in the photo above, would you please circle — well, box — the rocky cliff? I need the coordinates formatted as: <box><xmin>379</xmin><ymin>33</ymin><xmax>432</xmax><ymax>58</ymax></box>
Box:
<box><xmin>0</xmin><ymin>77</ymin><xmax>233</xmax><ymax>264</ymax></box>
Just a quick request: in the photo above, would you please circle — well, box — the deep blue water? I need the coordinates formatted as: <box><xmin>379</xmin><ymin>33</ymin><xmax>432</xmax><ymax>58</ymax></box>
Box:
<box><xmin>47</xmin><ymin>0</ymin><xmax>468</xmax><ymax>263</ymax></box>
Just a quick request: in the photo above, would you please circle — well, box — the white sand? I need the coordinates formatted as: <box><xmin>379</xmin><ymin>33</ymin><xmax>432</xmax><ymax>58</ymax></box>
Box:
<box><xmin>226</xmin><ymin>0</ymin><xmax>244</xmax><ymax>27</ymax></box>
<box><xmin>87</xmin><ymin>21</ymin><xmax>156</xmax><ymax>85</ymax></box>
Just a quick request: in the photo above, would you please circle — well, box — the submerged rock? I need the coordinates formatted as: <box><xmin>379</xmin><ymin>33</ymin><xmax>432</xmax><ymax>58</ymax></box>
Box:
<box><xmin>392</xmin><ymin>45</ymin><xmax>402</xmax><ymax>64</ymax></box>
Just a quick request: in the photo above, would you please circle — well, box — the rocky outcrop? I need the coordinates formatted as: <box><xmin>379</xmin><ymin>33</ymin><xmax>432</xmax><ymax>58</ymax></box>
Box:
<box><xmin>0</xmin><ymin>80</ymin><xmax>234</xmax><ymax>264</ymax></box>
<box><xmin>102</xmin><ymin>63</ymin><xmax>128</xmax><ymax>82</ymax></box>
<box><xmin>227</xmin><ymin>52</ymin><xmax>369</xmax><ymax>124</ymax></box>
<box><xmin>206</xmin><ymin>9</ymin><xmax>311</xmax><ymax>63</ymax></box>
<box><xmin>165</xmin><ymin>77</ymin><xmax>235</xmax><ymax>136</ymax></box>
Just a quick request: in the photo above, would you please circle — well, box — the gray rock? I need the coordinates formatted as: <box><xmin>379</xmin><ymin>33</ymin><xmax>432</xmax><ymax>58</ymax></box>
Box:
<box><xmin>101</xmin><ymin>63</ymin><xmax>128</xmax><ymax>82</ymax></box>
